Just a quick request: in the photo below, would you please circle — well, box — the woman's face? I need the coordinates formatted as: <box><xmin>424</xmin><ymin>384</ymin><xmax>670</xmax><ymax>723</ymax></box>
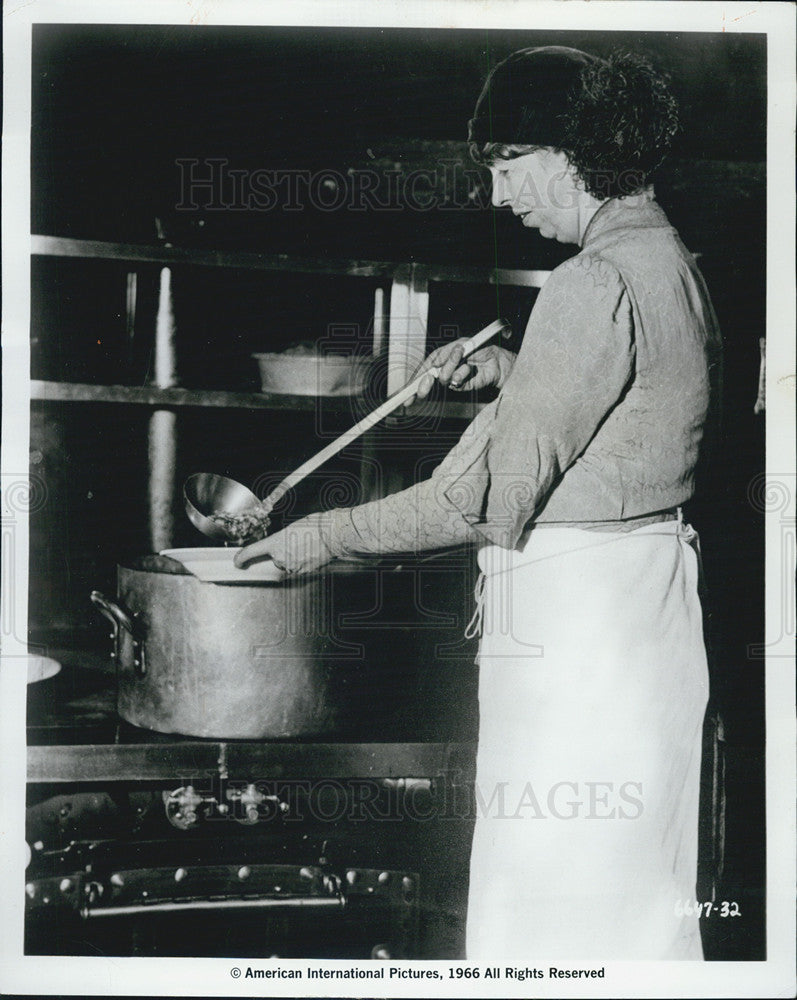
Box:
<box><xmin>489</xmin><ymin>148</ymin><xmax>582</xmax><ymax>244</ymax></box>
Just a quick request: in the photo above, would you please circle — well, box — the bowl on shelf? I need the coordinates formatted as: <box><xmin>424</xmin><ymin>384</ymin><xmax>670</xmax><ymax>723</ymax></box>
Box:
<box><xmin>252</xmin><ymin>349</ymin><xmax>372</xmax><ymax>397</ymax></box>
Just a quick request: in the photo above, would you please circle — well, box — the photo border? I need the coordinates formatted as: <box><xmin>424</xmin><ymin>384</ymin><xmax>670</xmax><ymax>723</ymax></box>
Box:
<box><xmin>2</xmin><ymin>2</ymin><xmax>794</xmax><ymax>997</ymax></box>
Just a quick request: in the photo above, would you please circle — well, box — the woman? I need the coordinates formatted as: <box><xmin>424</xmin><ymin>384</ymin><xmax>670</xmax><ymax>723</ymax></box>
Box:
<box><xmin>237</xmin><ymin>47</ymin><xmax>722</xmax><ymax>960</ymax></box>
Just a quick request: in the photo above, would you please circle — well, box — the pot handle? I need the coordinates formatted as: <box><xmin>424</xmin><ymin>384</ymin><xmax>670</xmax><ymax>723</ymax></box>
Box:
<box><xmin>90</xmin><ymin>591</ymin><xmax>141</xmax><ymax>639</ymax></box>
<box><xmin>90</xmin><ymin>591</ymin><xmax>146</xmax><ymax>676</ymax></box>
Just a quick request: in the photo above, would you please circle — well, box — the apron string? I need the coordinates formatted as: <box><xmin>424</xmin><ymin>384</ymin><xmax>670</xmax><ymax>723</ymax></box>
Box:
<box><xmin>464</xmin><ymin>571</ymin><xmax>487</xmax><ymax>639</ymax></box>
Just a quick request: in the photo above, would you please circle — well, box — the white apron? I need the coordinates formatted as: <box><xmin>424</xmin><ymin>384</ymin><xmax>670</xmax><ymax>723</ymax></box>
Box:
<box><xmin>465</xmin><ymin>518</ymin><xmax>709</xmax><ymax>961</ymax></box>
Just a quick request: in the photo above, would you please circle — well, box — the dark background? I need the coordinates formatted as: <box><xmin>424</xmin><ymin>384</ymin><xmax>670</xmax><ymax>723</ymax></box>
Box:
<box><xmin>32</xmin><ymin>24</ymin><xmax>765</xmax><ymax>244</ymax></box>
<box><xmin>28</xmin><ymin>24</ymin><xmax>766</xmax><ymax>960</ymax></box>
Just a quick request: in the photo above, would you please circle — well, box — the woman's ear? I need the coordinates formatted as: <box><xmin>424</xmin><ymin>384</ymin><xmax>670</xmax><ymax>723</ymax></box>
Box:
<box><xmin>568</xmin><ymin>161</ymin><xmax>587</xmax><ymax>192</ymax></box>
<box><xmin>547</xmin><ymin>149</ymin><xmax>578</xmax><ymax>180</ymax></box>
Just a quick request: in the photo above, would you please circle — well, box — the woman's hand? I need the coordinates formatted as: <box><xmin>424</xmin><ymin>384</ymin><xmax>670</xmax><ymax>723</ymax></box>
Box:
<box><xmin>409</xmin><ymin>339</ymin><xmax>516</xmax><ymax>403</ymax></box>
<box><xmin>233</xmin><ymin>512</ymin><xmax>334</xmax><ymax>575</ymax></box>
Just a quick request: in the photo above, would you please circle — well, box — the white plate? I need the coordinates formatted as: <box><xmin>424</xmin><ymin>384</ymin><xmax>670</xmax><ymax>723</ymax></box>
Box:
<box><xmin>160</xmin><ymin>547</ymin><xmax>286</xmax><ymax>583</ymax></box>
<box><xmin>26</xmin><ymin>655</ymin><xmax>62</xmax><ymax>684</ymax></box>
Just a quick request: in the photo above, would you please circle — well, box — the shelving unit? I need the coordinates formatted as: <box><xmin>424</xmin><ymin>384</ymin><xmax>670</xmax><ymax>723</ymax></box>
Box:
<box><xmin>31</xmin><ymin>236</ymin><xmax>551</xmax><ymax>290</ymax></box>
<box><xmin>28</xmin><ymin>381</ymin><xmax>481</xmax><ymax>421</ymax></box>
<box><xmin>32</xmin><ymin>234</ymin><xmax>550</xmax><ymax>548</ymax></box>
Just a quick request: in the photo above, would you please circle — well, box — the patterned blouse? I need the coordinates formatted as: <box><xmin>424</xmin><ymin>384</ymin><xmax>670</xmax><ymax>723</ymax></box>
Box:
<box><xmin>325</xmin><ymin>190</ymin><xmax>723</xmax><ymax>556</ymax></box>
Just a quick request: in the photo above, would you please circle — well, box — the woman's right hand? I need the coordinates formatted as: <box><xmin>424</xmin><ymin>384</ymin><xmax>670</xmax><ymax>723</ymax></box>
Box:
<box><xmin>409</xmin><ymin>339</ymin><xmax>516</xmax><ymax>403</ymax></box>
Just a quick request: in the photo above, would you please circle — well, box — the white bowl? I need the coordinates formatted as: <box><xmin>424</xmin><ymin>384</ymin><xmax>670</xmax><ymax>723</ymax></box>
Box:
<box><xmin>252</xmin><ymin>352</ymin><xmax>371</xmax><ymax>396</ymax></box>
<box><xmin>26</xmin><ymin>654</ymin><xmax>62</xmax><ymax>684</ymax></box>
<box><xmin>160</xmin><ymin>548</ymin><xmax>285</xmax><ymax>584</ymax></box>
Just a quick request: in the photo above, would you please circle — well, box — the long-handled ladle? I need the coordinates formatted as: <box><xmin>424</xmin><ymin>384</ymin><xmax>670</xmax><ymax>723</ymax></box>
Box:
<box><xmin>184</xmin><ymin>318</ymin><xmax>509</xmax><ymax>544</ymax></box>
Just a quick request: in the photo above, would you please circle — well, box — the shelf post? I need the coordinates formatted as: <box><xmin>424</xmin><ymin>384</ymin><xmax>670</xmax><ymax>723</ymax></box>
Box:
<box><xmin>125</xmin><ymin>271</ymin><xmax>137</xmax><ymax>367</ymax></box>
<box><xmin>384</xmin><ymin>266</ymin><xmax>430</xmax><ymax>494</ymax></box>
<box><xmin>386</xmin><ymin>264</ymin><xmax>429</xmax><ymax>394</ymax></box>
<box><xmin>357</xmin><ymin>286</ymin><xmax>389</xmax><ymax>503</ymax></box>
<box><xmin>147</xmin><ymin>267</ymin><xmax>178</xmax><ymax>552</ymax></box>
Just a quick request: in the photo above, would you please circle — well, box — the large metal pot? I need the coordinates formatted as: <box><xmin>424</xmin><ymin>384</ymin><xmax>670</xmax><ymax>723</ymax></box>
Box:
<box><xmin>91</xmin><ymin>552</ymin><xmax>478</xmax><ymax>740</ymax></box>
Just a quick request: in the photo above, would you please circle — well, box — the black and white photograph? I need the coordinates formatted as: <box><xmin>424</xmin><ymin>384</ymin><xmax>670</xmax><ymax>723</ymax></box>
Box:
<box><xmin>1</xmin><ymin>1</ymin><xmax>794</xmax><ymax>997</ymax></box>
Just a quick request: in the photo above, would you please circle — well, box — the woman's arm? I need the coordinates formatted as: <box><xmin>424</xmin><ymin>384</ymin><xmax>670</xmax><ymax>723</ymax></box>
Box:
<box><xmin>233</xmin><ymin>476</ymin><xmax>477</xmax><ymax>572</ymax></box>
<box><xmin>234</xmin><ymin>402</ymin><xmax>500</xmax><ymax>572</ymax></box>
<box><xmin>236</xmin><ymin>253</ymin><xmax>635</xmax><ymax>571</ymax></box>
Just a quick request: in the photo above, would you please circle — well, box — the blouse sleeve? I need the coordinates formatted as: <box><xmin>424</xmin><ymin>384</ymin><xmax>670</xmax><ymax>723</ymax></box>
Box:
<box><xmin>323</xmin><ymin>253</ymin><xmax>635</xmax><ymax>557</ymax></box>
<box><xmin>322</xmin><ymin>402</ymin><xmax>501</xmax><ymax>557</ymax></box>
<box><xmin>440</xmin><ymin>253</ymin><xmax>636</xmax><ymax>547</ymax></box>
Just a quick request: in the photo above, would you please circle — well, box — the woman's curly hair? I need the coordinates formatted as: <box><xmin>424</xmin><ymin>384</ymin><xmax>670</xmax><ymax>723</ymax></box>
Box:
<box><xmin>561</xmin><ymin>52</ymin><xmax>680</xmax><ymax>198</ymax></box>
<box><xmin>470</xmin><ymin>51</ymin><xmax>680</xmax><ymax>200</ymax></box>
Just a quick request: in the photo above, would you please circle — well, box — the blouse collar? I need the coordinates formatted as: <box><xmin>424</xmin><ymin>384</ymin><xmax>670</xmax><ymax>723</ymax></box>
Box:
<box><xmin>580</xmin><ymin>186</ymin><xmax>667</xmax><ymax>248</ymax></box>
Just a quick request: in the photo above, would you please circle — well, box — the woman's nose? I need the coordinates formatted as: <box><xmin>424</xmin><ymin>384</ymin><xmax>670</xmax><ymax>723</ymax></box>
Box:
<box><xmin>490</xmin><ymin>170</ymin><xmax>509</xmax><ymax>208</ymax></box>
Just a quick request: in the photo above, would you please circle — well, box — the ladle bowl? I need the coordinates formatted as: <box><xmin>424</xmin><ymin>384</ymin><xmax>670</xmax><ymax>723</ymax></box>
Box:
<box><xmin>184</xmin><ymin>473</ymin><xmax>264</xmax><ymax>543</ymax></box>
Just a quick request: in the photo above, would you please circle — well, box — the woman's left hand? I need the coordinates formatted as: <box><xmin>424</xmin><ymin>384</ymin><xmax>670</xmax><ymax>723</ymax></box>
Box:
<box><xmin>234</xmin><ymin>512</ymin><xmax>335</xmax><ymax>575</ymax></box>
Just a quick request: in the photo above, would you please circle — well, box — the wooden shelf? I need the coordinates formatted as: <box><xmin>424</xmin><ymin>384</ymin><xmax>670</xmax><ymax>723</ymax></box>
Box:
<box><xmin>31</xmin><ymin>234</ymin><xmax>530</xmax><ymax>424</ymax></box>
<box><xmin>31</xmin><ymin>380</ymin><xmax>354</xmax><ymax>412</ymax></box>
<box><xmin>30</xmin><ymin>380</ymin><xmax>483</xmax><ymax>420</ymax></box>
<box><xmin>32</xmin><ymin>235</ymin><xmax>550</xmax><ymax>289</ymax></box>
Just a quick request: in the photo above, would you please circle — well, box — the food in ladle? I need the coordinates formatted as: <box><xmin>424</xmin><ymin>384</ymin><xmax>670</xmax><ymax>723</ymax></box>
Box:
<box><xmin>209</xmin><ymin>503</ymin><xmax>273</xmax><ymax>545</ymax></box>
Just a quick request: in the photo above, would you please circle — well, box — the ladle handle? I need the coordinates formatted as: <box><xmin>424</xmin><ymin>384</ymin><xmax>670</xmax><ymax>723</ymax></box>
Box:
<box><xmin>263</xmin><ymin>319</ymin><xmax>509</xmax><ymax>510</ymax></box>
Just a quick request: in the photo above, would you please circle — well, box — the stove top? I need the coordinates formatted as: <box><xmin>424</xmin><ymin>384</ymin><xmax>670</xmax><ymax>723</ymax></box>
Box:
<box><xmin>26</xmin><ymin>651</ymin><xmax>476</xmax><ymax>783</ymax></box>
